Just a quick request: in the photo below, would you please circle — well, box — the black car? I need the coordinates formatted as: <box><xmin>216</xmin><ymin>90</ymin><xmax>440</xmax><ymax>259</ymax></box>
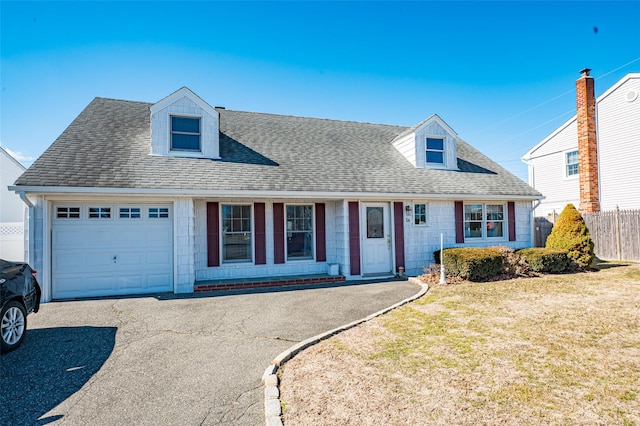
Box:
<box><xmin>1</xmin><ymin>259</ymin><xmax>41</xmax><ymax>354</ymax></box>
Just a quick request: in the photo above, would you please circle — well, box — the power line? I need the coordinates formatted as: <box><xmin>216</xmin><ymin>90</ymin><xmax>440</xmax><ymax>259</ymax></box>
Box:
<box><xmin>477</xmin><ymin>56</ymin><xmax>640</xmax><ymax>137</ymax></box>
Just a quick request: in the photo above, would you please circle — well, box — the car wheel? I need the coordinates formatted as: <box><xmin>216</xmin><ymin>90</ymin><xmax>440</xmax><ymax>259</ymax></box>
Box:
<box><xmin>1</xmin><ymin>300</ymin><xmax>27</xmax><ymax>354</ymax></box>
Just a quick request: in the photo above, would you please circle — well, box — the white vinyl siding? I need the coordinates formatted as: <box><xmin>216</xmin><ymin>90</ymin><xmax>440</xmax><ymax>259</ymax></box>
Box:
<box><xmin>527</xmin><ymin>74</ymin><xmax>640</xmax><ymax>213</ymax></box>
<box><xmin>597</xmin><ymin>76</ymin><xmax>640</xmax><ymax>211</ymax></box>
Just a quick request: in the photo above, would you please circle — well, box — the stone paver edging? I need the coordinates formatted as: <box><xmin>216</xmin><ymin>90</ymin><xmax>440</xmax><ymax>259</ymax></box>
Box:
<box><xmin>261</xmin><ymin>278</ymin><xmax>430</xmax><ymax>426</ymax></box>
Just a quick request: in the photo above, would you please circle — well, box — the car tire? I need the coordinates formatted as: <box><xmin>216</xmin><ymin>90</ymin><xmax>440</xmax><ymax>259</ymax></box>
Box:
<box><xmin>1</xmin><ymin>300</ymin><xmax>27</xmax><ymax>354</ymax></box>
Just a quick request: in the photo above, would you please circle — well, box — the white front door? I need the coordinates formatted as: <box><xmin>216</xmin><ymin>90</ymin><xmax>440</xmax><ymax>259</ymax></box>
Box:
<box><xmin>361</xmin><ymin>203</ymin><xmax>392</xmax><ymax>275</ymax></box>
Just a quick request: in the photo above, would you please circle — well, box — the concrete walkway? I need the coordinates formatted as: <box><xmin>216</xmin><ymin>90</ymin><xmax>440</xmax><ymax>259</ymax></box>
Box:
<box><xmin>1</xmin><ymin>280</ymin><xmax>419</xmax><ymax>426</ymax></box>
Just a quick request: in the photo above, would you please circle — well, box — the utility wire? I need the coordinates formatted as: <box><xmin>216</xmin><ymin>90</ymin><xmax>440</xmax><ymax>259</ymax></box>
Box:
<box><xmin>477</xmin><ymin>56</ymin><xmax>640</xmax><ymax>137</ymax></box>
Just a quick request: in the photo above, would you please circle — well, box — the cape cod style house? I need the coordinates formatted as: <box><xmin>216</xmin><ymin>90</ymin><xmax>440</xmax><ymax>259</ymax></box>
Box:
<box><xmin>522</xmin><ymin>71</ymin><xmax>640</xmax><ymax>217</ymax></box>
<box><xmin>11</xmin><ymin>88</ymin><xmax>541</xmax><ymax>302</ymax></box>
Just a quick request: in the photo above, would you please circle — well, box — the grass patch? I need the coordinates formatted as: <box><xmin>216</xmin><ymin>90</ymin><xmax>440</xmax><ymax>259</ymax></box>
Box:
<box><xmin>280</xmin><ymin>263</ymin><xmax>640</xmax><ymax>426</ymax></box>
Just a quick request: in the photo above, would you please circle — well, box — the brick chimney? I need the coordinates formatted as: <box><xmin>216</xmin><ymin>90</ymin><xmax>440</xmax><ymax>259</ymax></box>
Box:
<box><xmin>576</xmin><ymin>68</ymin><xmax>600</xmax><ymax>213</ymax></box>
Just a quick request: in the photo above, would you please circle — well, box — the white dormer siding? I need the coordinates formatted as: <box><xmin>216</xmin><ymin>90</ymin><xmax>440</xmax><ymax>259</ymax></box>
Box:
<box><xmin>150</xmin><ymin>87</ymin><xmax>220</xmax><ymax>159</ymax></box>
<box><xmin>392</xmin><ymin>114</ymin><xmax>459</xmax><ymax>170</ymax></box>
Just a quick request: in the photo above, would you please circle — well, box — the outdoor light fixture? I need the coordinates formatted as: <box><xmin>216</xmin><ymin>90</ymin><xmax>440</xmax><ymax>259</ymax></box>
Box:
<box><xmin>405</xmin><ymin>204</ymin><xmax>412</xmax><ymax>214</ymax></box>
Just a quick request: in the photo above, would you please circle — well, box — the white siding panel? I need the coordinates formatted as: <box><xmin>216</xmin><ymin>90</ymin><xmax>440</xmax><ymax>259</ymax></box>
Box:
<box><xmin>530</xmin><ymin>120</ymin><xmax>578</xmax><ymax>158</ymax></box>
<box><xmin>530</xmin><ymin>151</ymin><xmax>579</xmax><ymax>214</ymax></box>
<box><xmin>597</xmin><ymin>77</ymin><xmax>640</xmax><ymax>210</ymax></box>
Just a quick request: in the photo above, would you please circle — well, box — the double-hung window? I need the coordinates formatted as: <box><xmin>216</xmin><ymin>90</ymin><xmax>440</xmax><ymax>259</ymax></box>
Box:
<box><xmin>426</xmin><ymin>137</ymin><xmax>445</xmax><ymax>164</ymax></box>
<box><xmin>286</xmin><ymin>205</ymin><xmax>313</xmax><ymax>260</ymax></box>
<box><xmin>566</xmin><ymin>150</ymin><xmax>578</xmax><ymax>177</ymax></box>
<box><xmin>171</xmin><ymin>116</ymin><xmax>201</xmax><ymax>152</ymax></box>
<box><xmin>222</xmin><ymin>205</ymin><xmax>252</xmax><ymax>262</ymax></box>
<box><xmin>464</xmin><ymin>203</ymin><xmax>505</xmax><ymax>239</ymax></box>
<box><xmin>414</xmin><ymin>203</ymin><xmax>427</xmax><ymax>226</ymax></box>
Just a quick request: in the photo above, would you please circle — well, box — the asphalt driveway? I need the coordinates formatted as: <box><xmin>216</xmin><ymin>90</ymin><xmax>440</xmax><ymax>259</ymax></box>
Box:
<box><xmin>0</xmin><ymin>280</ymin><xmax>419</xmax><ymax>425</ymax></box>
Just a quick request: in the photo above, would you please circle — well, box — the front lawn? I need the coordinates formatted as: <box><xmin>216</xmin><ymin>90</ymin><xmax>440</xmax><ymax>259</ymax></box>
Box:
<box><xmin>279</xmin><ymin>263</ymin><xmax>640</xmax><ymax>425</ymax></box>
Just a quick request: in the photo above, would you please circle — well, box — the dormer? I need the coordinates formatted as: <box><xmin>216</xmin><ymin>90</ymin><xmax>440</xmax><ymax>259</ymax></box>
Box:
<box><xmin>392</xmin><ymin>114</ymin><xmax>459</xmax><ymax>170</ymax></box>
<box><xmin>150</xmin><ymin>87</ymin><xmax>220</xmax><ymax>159</ymax></box>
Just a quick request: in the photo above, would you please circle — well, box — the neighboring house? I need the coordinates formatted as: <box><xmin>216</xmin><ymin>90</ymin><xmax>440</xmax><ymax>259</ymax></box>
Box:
<box><xmin>522</xmin><ymin>71</ymin><xmax>640</xmax><ymax>218</ymax></box>
<box><xmin>11</xmin><ymin>88</ymin><xmax>541</xmax><ymax>302</ymax></box>
<box><xmin>1</xmin><ymin>146</ymin><xmax>26</xmax><ymax>261</ymax></box>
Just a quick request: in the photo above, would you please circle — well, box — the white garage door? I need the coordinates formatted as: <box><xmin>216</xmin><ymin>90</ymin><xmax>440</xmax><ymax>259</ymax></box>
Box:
<box><xmin>52</xmin><ymin>204</ymin><xmax>173</xmax><ymax>299</ymax></box>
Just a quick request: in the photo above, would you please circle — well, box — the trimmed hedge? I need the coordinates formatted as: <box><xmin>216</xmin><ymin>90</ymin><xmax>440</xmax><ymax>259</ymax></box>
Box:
<box><xmin>518</xmin><ymin>248</ymin><xmax>569</xmax><ymax>273</ymax></box>
<box><xmin>436</xmin><ymin>248</ymin><xmax>502</xmax><ymax>281</ymax></box>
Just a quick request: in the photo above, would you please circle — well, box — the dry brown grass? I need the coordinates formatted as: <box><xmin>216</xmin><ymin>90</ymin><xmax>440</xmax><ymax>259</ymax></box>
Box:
<box><xmin>279</xmin><ymin>262</ymin><xmax>640</xmax><ymax>426</ymax></box>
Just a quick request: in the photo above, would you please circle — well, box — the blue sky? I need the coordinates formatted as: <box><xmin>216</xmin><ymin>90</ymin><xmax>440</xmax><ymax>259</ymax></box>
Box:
<box><xmin>1</xmin><ymin>1</ymin><xmax>639</xmax><ymax>181</ymax></box>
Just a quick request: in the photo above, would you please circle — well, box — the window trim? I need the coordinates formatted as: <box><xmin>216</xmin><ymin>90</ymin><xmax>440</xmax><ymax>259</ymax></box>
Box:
<box><xmin>565</xmin><ymin>149</ymin><xmax>579</xmax><ymax>179</ymax></box>
<box><xmin>220</xmin><ymin>203</ymin><xmax>254</xmax><ymax>264</ymax></box>
<box><xmin>118</xmin><ymin>206</ymin><xmax>142</xmax><ymax>220</ymax></box>
<box><xmin>170</xmin><ymin>114</ymin><xmax>202</xmax><ymax>153</ymax></box>
<box><xmin>56</xmin><ymin>206</ymin><xmax>82</xmax><ymax>219</ymax></box>
<box><xmin>148</xmin><ymin>206</ymin><xmax>170</xmax><ymax>219</ymax></box>
<box><xmin>87</xmin><ymin>206</ymin><xmax>112</xmax><ymax>220</ymax></box>
<box><xmin>413</xmin><ymin>202</ymin><xmax>428</xmax><ymax>227</ymax></box>
<box><xmin>425</xmin><ymin>136</ymin><xmax>445</xmax><ymax>165</ymax></box>
<box><xmin>463</xmin><ymin>202</ymin><xmax>507</xmax><ymax>241</ymax></box>
<box><xmin>284</xmin><ymin>203</ymin><xmax>315</xmax><ymax>262</ymax></box>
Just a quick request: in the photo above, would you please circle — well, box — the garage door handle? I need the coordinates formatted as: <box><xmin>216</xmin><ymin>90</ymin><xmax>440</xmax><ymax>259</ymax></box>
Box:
<box><xmin>113</xmin><ymin>255</ymin><xmax>117</xmax><ymax>263</ymax></box>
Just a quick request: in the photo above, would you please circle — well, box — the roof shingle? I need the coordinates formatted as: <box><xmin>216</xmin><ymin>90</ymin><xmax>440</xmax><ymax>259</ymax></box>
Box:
<box><xmin>15</xmin><ymin>97</ymin><xmax>540</xmax><ymax>198</ymax></box>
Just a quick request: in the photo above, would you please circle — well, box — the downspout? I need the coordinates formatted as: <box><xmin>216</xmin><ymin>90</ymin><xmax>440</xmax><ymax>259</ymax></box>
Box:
<box><xmin>19</xmin><ymin>191</ymin><xmax>35</xmax><ymax>266</ymax></box>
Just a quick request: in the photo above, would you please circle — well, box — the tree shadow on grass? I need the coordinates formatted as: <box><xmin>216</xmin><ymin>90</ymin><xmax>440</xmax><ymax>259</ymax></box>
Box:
<box><xmin>0</xmin><ymin>326</ymin><xmax>116</xmax><ymax>426</ymax></box>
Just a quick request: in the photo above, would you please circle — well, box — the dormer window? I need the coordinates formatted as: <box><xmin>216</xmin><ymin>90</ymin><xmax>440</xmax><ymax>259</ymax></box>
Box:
<box><xmin>171</xmin><ymin>116</ymin><xmax>201</xmax><ymax>152</ymax></box>
<box><xmin>150</xmin><ymin>88</ymin><xmax>220</xmax><ymax>159</ymax></box>
<box><xmin>426</xmin><ymin>137</ymin><xmax>445</xmax><ymax>164</ymax></box>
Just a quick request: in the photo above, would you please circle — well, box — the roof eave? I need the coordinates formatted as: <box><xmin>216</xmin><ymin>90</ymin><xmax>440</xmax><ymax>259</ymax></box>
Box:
<box><xmin>10</xmin><ymin>185</ymin><xmax>542</xmax><ymax>201</ymax></box>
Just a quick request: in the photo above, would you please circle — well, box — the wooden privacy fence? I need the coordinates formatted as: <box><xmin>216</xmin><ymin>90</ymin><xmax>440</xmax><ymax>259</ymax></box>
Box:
<box><xmin>583</xmin><ymin>207</ymin><xmax>640</xmax><ymax>262</ymax></box>
<box><xmin>534</xmin><ymin>207</ymin><xmax>640</xmax><ymax>262</ymax></box>
<box><xmin>534</xmin><ymin>217</ymin><xmax>554</xmax><ymax>247</ymax></box>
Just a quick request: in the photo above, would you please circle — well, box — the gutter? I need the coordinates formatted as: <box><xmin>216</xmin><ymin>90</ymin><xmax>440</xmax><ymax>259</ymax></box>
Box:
<box><xmin>10</xmin><ymin>186</ymin><xmax>543</xmax><ymax>202</ymax></box>
<box><xmin>19</xmin><ymin>191</ymin><xmax>35</xmax><ymax>266</ymax></box>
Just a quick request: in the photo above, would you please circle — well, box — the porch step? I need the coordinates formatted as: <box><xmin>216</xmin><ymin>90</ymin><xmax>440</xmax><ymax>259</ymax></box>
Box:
<box><xmin>194</xmin><ymin>274</ymin><xmax>346</xmax><ymax>292</ymax></box>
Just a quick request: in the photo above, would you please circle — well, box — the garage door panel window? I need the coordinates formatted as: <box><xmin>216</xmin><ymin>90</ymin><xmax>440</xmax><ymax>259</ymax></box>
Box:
<box><xmin>88</xmin><ymin>207</ymin><xmax>111</xmax><ymax>219</ymax></box>
<box><xmin>119</xmin><ymin>207</ymin><xmax>141</xmax><ymax>219</ymax></box>
<box><xmin>148</xmin><ymin>207</ymin><xmax>169</xmax><ymax>219</ymax></box>
<box><xmin>222</xmin><ymin>205</ymin><xmax>252</xmax><ymax>263</ymax></box>
<box><xmin>57</xmin><ymin>207</ymin><xmax>81</xmax><ymax>219</ymax></box>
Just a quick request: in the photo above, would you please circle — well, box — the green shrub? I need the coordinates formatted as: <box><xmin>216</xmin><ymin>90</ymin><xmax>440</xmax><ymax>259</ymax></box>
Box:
<box><xmin>545</xmin><ymin>204</ymin><xmax>595</xmax><ymax>269</ymax></box>
<box><xmin>439</xmin><ymin>248</ymin><xmax>502</xmax><ymax>281</ymax></box>
<box><xmin>518</xmin><ymin>248</ymin><xmax>569</xmax><ymax>273</ymax></box>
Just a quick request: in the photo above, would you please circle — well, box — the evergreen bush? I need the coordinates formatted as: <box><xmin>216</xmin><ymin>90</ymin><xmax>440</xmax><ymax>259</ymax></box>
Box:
<box><xmin>545</xmin><ymin>204</ymin><xmax>595</xmax><ymax>269</ymax></box>
<box><xmin>518</xmin><ymin>248</ymin><xmax>569</xmax><ymax>273</ymax></box>
<box><xmin>439</xmin><ymin>248</ymin><xmax>502</xmax><ymax>281</ymax></box>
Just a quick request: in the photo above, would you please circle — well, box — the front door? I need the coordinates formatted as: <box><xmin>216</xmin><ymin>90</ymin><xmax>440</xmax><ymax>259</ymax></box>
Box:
<box><xmin>361</xmin><ymin>203</ymin><xmax>392</xmax><ymax>275</ymax></box>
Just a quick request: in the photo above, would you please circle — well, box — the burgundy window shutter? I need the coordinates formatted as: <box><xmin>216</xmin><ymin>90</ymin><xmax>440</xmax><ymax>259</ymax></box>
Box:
<box><xmin>273</xmin><ymin>203</ymin><xmax>285</xmax><ymax>264</ymax></box>
<box><xmin>454</xmin><ymin>201</ymin><xmax>464</xmax><ymax>244</ymax></box>
<box><xmin>315</xmin><ymin>203</ymin><xmax>326</xmax><ymax>262</ymax></box>
<box><xmin>254</xmin><ymin>203</ymin><xmax>266</xmax><ymax>265</ymax></box>
<box><xmin>348</xmin><ymin>202</ymin><xmax>361</xmax><ymax>275</ymax></box>
<box><xmin>393</xmin><ymin>202</ymin><xmax>405</xmax><ymax>272</ymax></box>
<box><xmin>206</xmin><ymin>202</ymin><xmax>220</xmax><ymax>267</ymax></box>
<box><xmin>508</xmin><ymin>202</ymin><xmax>516</xmax><ymax>241</ymax></box>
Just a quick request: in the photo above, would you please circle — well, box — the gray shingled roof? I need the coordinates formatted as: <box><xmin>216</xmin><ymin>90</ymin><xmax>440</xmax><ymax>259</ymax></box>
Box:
<box><xmin>14</xmin><ymin>97</ymin><xmax>540</xmax><ymax>198</ymax></box>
